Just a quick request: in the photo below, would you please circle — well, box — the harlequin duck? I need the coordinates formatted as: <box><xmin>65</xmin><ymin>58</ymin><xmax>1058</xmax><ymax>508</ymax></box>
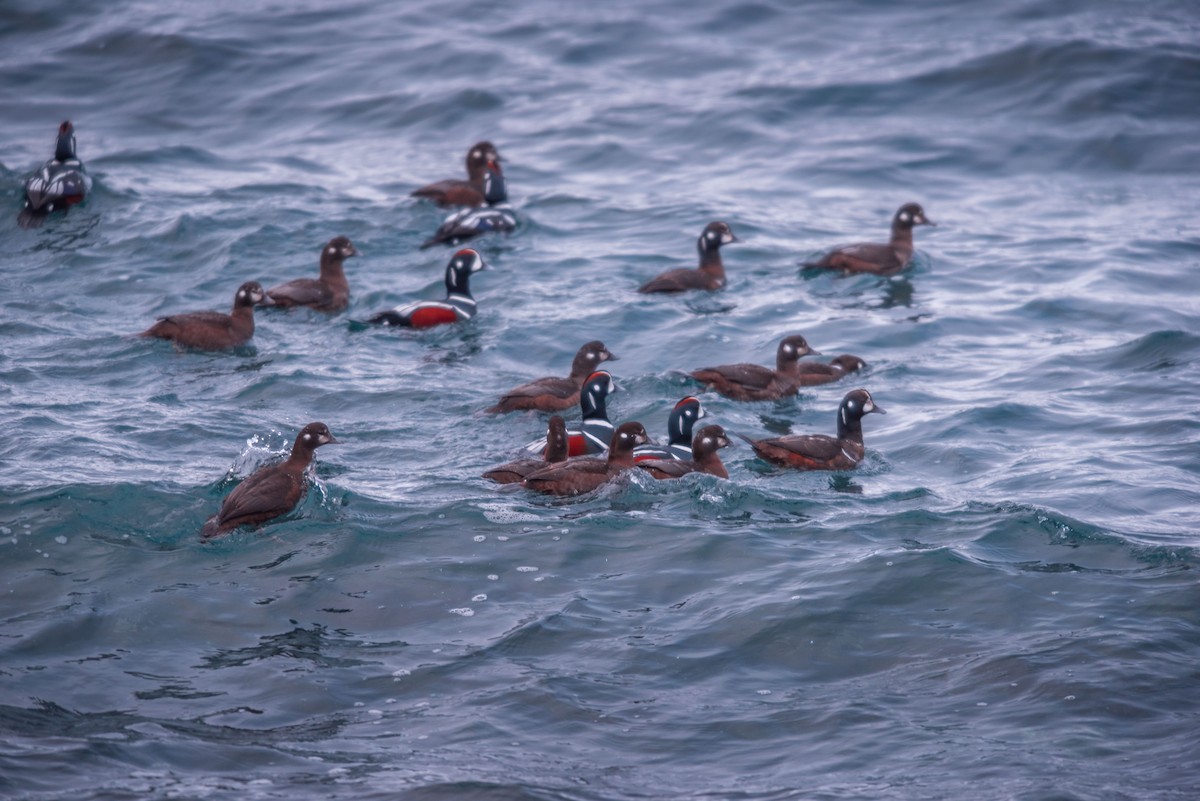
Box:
<box><xmin>420</xmin><ymin>204</ymin><xmax>516</xmax><ymax>249</ymax></box>
<box><xmin>638</xmin><ymin>425</ymin><xmax>732</xmax><ymax>480</ymax></box>
<box><xmin>639</xmin><ymin>221</ymin><xmax>739</xmax><ymax>293</ymax></box>
<box><xmin>633</xmin><ymin>396</ymin><xmax>706</xmax><ymax>461</ymax></box>
<box><xmin>410</xmin><ymin>141</ymin><xmax>502</xmax><ymax>208</ymax></box>
<box><xmin>690</xmin><ymin>335</ymin><xmax>820</xmax><ymax>401</ymax></box>
<box><xmin>19</xmin><ymin>121</ymin><xmax>92</xmax><ymax>229</ymax></box>
<box><xmin>523</xmin><ymin>370</ymin><xmax>618</xmax><ymax>457</ymax></box>
<box><xmin>420</xmin><ymin>161</ymin><xmax>515</xmax><ymax>248</ymax></box>
<box><xmin>200</xmin><ymin>422</ymin><xmax>338</xmax><ymax>539</ymax></box>
<box><xmin>738</xmin><ymin>389</ymin><xmax>885</xmax><ymax>471</ymax></box>
<box><xmin>792</xmin><ymin>354</ymin><xmax>868</xmax><ymax>387</ymax></box>
<box><xmin>483</xmin><ymin>416</ymin><xmax>569</xmax><ymax>485</ymax></box>
<box><xmin>486</xmin><ymin>340</ymin><xmax>618</xmax><ymax>414</ymax></box>
<box><xmin>367</xmin><ymin>248</ymin><xmax>487</xmax><ymax>327</ymax></box>
<box><xmin>140</xmin><ymin>281</ymin><xmax>265</xmax><ymax>350</ymax></box>
<box><xmin>523</xmin><ymin>421</ymin><xmax>650</xmax><ymax>497</ymax></box>
<box><xmin>263</xmin><ymin>236</ymin><xmax>358</xmax><ymax>312</ymax></box>
<box><xmin>804</xmin><ymin>203</ymin><xmax>935</xmax><ymax>275</ymax></box>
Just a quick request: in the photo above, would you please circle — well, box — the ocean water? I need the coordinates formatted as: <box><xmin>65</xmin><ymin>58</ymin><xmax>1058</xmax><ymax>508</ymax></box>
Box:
<box><xmin>2</xmin><ymin>0</ymin><xmax>1199</xmax><ymax>798</ymax></box>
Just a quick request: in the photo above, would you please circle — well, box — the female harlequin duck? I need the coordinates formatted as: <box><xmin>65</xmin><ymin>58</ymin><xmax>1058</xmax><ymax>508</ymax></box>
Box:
<box><xmin>738</xmin><ymin>389</ymin><xmax>885</xmax><ymax>471</ymax></box>
<box><xmin>263</xmin><ymin>236</ymin><xmax>358</xmax><ymax>312</ymax></box>
<box><xmin>200</xmin><ymin>422</ymin><xmax>338</xmax><ymax>539</ymax></box>
<box><xmin>804</xmin><ymin>203</ymin><xmax>935</xmax><ymax>275</ymax></box>
<box><xmin>140</xmin><ymin>281</ymin><xmax>265</xmax><ymax>351</ymax></box>
<box><xmin>633</xmin><ymin>396</ymin><xmax>706</xmax><ymax>462</ymax></box>
<box><xmin>367</xmin><ymin>248</ymin><xmax>487</xmax><ymax>328</ymax></box>
<box><xmin>483</xmin><ymin>416</ymin><xmax>569</xmax><ymax>485</ymax></box>
<box><xmin>523</xmin><ymin>421</ymin><xmax>650</xmax><ymax>497</ymax></box>
<box><xmin>690</xmin><ymin>335</ymin><xmax>820</xmax><ymax>401</ymax></box>
<box><xmin>639</xmin><ymin>221</ymin><xmax>739</xmax><ymax>293</ymax></box>
<box><xmin>19</xmin><ymin>121</ymin><xmax>92</xmax><ymax>229</ymax></box>
<box><xmin>792</xmin><ymin>354</ymin><xmax>868</xmax><ymax>387</ymax></box>
<box><xmin>523</xmin><ymin>370</ymin><xmax>618</xmax><ymax>457</ymax></box>
<box><xmin>420</xmin><ymin>161</ymin><xmax>515</xmax><ymax>249</ymax></box>
<box><xmin>410</xmin><ymin>141</ymin><xmax>502</xmax><ymax>208</ymax></box>
<box><xmin>638</xmin><ymin>425</ymin><xmax>732</xmax><ymax>480</ymax></box>
<box><xmin>486</xmin><ymin>340</ymin><xmax>618</xmax><ymax>414</ymax></box>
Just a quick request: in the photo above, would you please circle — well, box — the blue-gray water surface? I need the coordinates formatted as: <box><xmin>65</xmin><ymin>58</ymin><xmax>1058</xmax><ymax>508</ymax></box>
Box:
<box><xmin>2</xmin><ymin>1</ymin><xmax>1199</xmax><ymax>799</ymax></box>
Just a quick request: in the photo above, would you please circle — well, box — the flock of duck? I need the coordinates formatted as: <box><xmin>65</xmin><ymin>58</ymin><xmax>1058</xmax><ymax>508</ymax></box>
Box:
<box><xmin>20</xmin><ymin>124</ymin><xmax>937</xmax><ymax>538</ymax></box>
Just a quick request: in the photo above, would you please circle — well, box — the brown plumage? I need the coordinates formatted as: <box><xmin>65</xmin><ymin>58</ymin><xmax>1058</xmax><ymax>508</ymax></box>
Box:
<box><xmin>483</xmin><ymin>416</ymin><xmax>569</xmax><ymax>484</ymax></box>
<box><xmin>264</xmin><ymin>236</ymin><xmax>357</xmax><ymax>312</ymax></box>
<box><xmin>522</xmin><ymin>422</ymin><xmax>649</xmax><ymax>497</ymax></box>
<box><xmin>690</xmin><ymin>335</ymin><xmax>819</xmax><ymax>401</ymax></box>
<box><xmin>410</xmin><ymin>141</ymin><xmax>501</xmax><ymax>208</ymax></box>
<box><xmin>486</xmin><ymin>341</ymin><xmax>617</xmax><ymax>414</ymax></box>
<box><xmin>792</xmin><ymin>354</ymin><xmax>868</xmax><ymax>387</ymax></box>
<box><xmin>638</xmin><ymin>221</ymin><xmax>738</xmax><ymax>293</ymax></box>
<box><xmin>140</xmin><ymin>281</ymin><xmax>264</xmax><ymax>351</ymax></box>
<box><xmin>738</xmin><ymin>389</ymin><xmax>885</xmax><ymax>471</ymax></box>
<box><xmin>804</xmin><ymin>203</ymin><xmax>934</xmax><ymax>275</ymax></box>
<box><xmin>200</xmin><ymin>422</ymin><xmax>338</xmax><ymax>539</ymax></box>
<box><xmin>637</xmin><ymin>425</ymin><xmax>732</xmax><ymax>480</ymax></box>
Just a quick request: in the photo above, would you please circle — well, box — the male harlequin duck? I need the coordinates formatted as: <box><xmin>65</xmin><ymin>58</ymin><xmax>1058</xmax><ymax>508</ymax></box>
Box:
<box><xmin>140</xmin><ymin>281</ymin><xmax>265</xmax><ymax>351</ymax></box>
<box><xmin>200</xmin><ymin>422</ymin><xmax>338</xmax><ymax>539</ymax></box>
<box><xmin>420</xmin><ymin>160</ymin><xmax>515</xmax><ymax>249</ymax></box>
<box><xmin>483</xmin><ymin>416</ymin><xmax>569</xmax><ymax>485</ymax></box>
<box><xmin>638</xmin><ymin>425</ymin><xmax>732</xmax><ymax>480</ymax></box>
<box><xmin>263</xmin><ymin>236</ymin><xmax>358</xmax><ymax>312</ymax></box>
<box><xmin>522</xmin><ymin>421</ymin><xmax>650</xmax><ymax>497</ymax></box>
<box><xmin>486</xmin><ymin>340</ymin><xmax>618</xmax><ymax>414</ymax></box>
<box><xmin>411</xmin><ymin>141</ymin><xmax>502</xmax><ymax>208</ymax></box>
<box><xmin>633</xmin><ymin>396</ymin><xmax>706</xmax><ymax>461</ymax></box>
<box><xmin>738</xmin><ymin>389</ymin><xmax>885</xmax><ymax>471</ymax></box>
<box><xmin>690</xmin><ymin>335</ymin><xmax>820</xmax><ymax>401</ymax></box>
<box><xmin>804</xmin><ymin>203</ymin><xmax>935</xmax><ymax>275</ymax></box>
<box><xmin>367</xmin><ymin>248</ymin><xmax>487</xmax><ymax>328</ymax></box>
<box><xmin>19</xmin><ymin>121</ymin><xmax>92</xmax><ymax>229</ymax></box>
<box><xmin>792</xmin><ymin>354</ymin><xmax>868</xmax><ymax>387</ymax></box>
<box><xmin>523</xmin><ymin>370</ymin><xmax>618</xmax><ymax>457</ymax></box>
<box><xmin>639</xmin><ymin>221</ymin><xmax>739</xmax><ymax>293</ymax></box>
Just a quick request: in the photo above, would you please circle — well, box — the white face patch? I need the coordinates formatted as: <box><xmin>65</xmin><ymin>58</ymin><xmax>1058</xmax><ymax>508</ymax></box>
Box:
<box><xmin>326</xmin><ymin>246</ymin><xmax>336</xmax><ymax>255</ymax></box>
<box><xmin>899</xmin><ymin>212</ymin><xmax>910</xmax><ymax>223</ymax></box>
<box><xmin>783</xmin><ymin>344</ymin><xmax>795</xmax><ymax>354</ymax></box>
<box><xmin>303</xmin><ymin>433</ymin><xmax>313</xmax><ymax>442</ymax></box>
<box><xmin>471</xmin><ymin>149</ymin><xmax>482</xmax><ymax>158</ymax></box>
<box><xmin>702</xmin><ymin>437</ymin><xmax>713</xmax><ymax>447</ymax></box>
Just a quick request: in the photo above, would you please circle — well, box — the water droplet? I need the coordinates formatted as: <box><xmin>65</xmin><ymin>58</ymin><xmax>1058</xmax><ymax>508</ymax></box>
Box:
<box><xmin>517</xmin><ymin>566</ymin><xmax>538</xmax><ymax>572</ymax></box>
<box><xmin>474</xmin><ymin>535</ymin><xmax>486</xmax><ymax>542</ymax></box>
<box><xmin>449</xmin><ymin>607</ymin><xmax>474</xmax><ymax>617</ymax></box>
<box><xmin>472</xmin><ymin>594</ymin><xmax>487</xmax><ymax>602</ymax></box>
